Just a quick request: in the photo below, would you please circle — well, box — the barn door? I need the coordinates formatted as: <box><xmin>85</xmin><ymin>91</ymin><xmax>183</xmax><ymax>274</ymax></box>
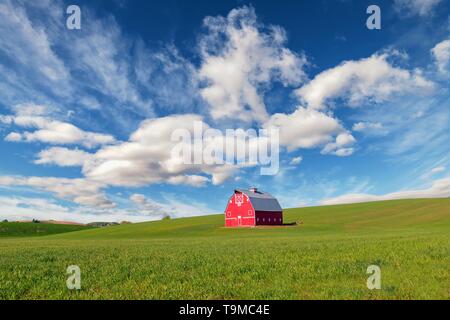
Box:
<box><xmin>237</xmin><ymin>216</ymin><xmax>242</xmax><ymax>226</ymax></box>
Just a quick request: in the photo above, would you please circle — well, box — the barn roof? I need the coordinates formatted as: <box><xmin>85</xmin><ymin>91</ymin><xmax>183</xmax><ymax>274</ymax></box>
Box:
<box><xmin>235</xmin><ymin>188</ymin><xmax>282</xmax><ymax>212</ymax></box>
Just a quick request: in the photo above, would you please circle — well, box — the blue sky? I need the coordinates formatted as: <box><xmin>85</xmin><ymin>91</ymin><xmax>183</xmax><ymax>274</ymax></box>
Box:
<box><xmin>0</xmin><ymin>0</ymin><xmax>449</xmax><ymax>223</ymax></box>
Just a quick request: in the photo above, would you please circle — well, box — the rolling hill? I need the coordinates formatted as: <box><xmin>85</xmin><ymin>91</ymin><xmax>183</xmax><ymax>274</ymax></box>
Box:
<box><xmin>0</xmin><ymin>222</ymin><xmax>92</xmax><ymax>238</ymax></box>
<box><xmin>0</xmin><ymin>198</ymin><xmax>449</xmax><ymax>300</ymax></box>
<box><xmin>52</xmin><ymin>198</ymin><xmax>450</xmax><ymax>240</ymax></box>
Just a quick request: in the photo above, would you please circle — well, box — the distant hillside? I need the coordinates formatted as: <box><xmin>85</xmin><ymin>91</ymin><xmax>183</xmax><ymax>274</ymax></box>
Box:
<box><xmin>51</xmin><ymin>198</ymin><xmax>450</xmax><ymax>240</ymax></box>
<box><xmin>0</xmin><ymin>222</ymin><xmax>92</xmax><ymax>237</ymax></box>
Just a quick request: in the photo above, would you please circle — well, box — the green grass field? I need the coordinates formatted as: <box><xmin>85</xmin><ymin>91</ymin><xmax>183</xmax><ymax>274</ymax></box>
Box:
<box><xmin>0</xmin><ymin>198</ymin><xmax>449</xmax><ymax>300</ymax></box>
<box><xmin>0</xmin><ymin>222</ymin><xmax>92</xmax><ymax>238</ymax></box>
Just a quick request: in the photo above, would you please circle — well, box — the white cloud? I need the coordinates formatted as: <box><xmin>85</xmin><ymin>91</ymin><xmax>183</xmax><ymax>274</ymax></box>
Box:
<box><xmin>0</xmin><ymin>176</ymin><xmax>114</xmax><ymax>209</ymax></box>
<box><xmin>429</xmin><ymin>166</ymin><xmax>446</xmax><ymax>174</ymax></box>
<box><xmin>264</xmin><ymin>107</ymin><xmax>355</xmax><ymax>155</ymax></box>
<box><xmin>130</xmin><ymin>193</ymin><xmax>169</xmax><ymax>217</ymax></box>
<box><xmin>0</xmin><ymin>189</ymin><xmax>214</xmax><ymax>223</ymax></box>
<box><xmin>129</xmin><ymin>193</ymin><xmax>148</xmax><ymax>205</ymax></box>
<box><xmin>352</xmin><ymin>122</ymin><xmax>388</xmax><ymax>136</ymax></box>
<box><xmin>4</xmin><ymin>132</ymin><xmax>22</xmax><ymax>142</ymax></box>
<box><xmin>1</xmin><ymin>110</ymin><xmax>116</xmax><ymax>148</ymax></box>
<box><xmin>81</xmin><ymin>114</ymin><xmax>239</xmax><ymax>187</ymax></box>
<box><xmin>394</xmin><ymin>0</ymin><xmax>442</xmax><ymax>17</ymax></box>
<box><xmin>129</xmin><ymin>193</ymin><xmax>214</xmax><ymax>220</ymax></box>
<box><xmin>160</xmin><ymin>193</ymin><xmax>215</xmax><ymax>218</ymax></box>
<box><xmin>320</xmin><ymin>177</ymin><xmax>450</xmax><ymax>205</ymax></box>
<box><xmin>421</xmin><ymin>166</ymin><xmax>446</xmax><ymax>180</ymax></box>
<box><xmin>0</xmin><ymin>196</ymin><xmax>162</xmax><ymax>223</ymax></box>
<box><xmin>199</xmin><ymin>6</ymin><xmax>307</xmax><ymax>123</ymax></box>
<box><xmin>35</xmin><ymin>147</ymin><xmax>93</xmax><ymax>167</ymax></box>
<box><xmin>12</xmin><ymin>103</ymin><xmax>49</xmax><ymax>116</ymax></box>
<box><xmin>431</xmin><ymin>40</ymin><xmax>450</xmax><ymax>74</ymax></box>
<box><xmin>289</xmin><ymin>156</ymin><xmax>303</xmax><ymax>165</ymax></box>
<box><xmin>321</xmin><ymin>132</ymin><xmax>356</xmax><ymax>157</ymax></box>
<box><xmin>10</xmin><ymin>112</ymin><xmax>291</xmax><ymax>196</ymax></box>
<box><xmin>296</xmin><ymin>51</ymin><xmax>434</xmax><ymax>109</ymax></box>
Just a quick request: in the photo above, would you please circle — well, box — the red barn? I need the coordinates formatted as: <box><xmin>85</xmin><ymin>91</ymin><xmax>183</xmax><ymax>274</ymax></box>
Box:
<box><xmin>224</xmin><ymin>188</ymin><xmax>283</xmax><ymax>227</ymax></box>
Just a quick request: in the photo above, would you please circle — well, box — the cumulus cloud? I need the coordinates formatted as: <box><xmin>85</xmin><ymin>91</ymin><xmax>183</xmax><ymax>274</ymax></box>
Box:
<box><xmin>199</xmin><ymin>6</ymin><xmax>307</xmax><ymax>123</ymax></box>
<box><xmin>321</xmin><ymin>132</ymin><xmax>356</xmax><ymax>157</ymax></box>
<box><xmin>264</xmin><ymin>107</ymin><xmax>355</xmax><ymax>155</ymax></box>
<box><xmin>394</xmin><ymin>0</ymin><xmax>442</xmax><ymax>17</ymax></box>
<box><xmin>80</xmin><ymin>114</ymin><xmax>239</xmax><ymax>187</ymax></box>
<box><xmin>296</xmin><ymin>51</ymin><xmax>434</xmax><ymax>109</ymax></box>
<box><xmin>23</xmin><ymin>108</ymin><xmax>357</xmax><ymax>192</ymax></box>
<box><xmin>320</xmin><ymin>177</ymin><xmax>450</xmax><ymax>205</ymax></box>
<box><xmin>35</xmin><ymin>147</ymin><xmax>93</xmax><ymax>167</ymax></box>
<box><xmin>4</xmin><ymin>132</ymin><xmax>21</xmax><ymax>142</ymax></box>
<box><xmin>431</xmin><ymin>40</ymin><xmax>450</xmax><ymax>74</ymax></box>
<box><xmin>1</xmin><ymin>110</ymin><xmax>115</xmax><ymax>148</ymax></box>
<box><xmin>26</xmin><ymin>113</ymin><xmax>281</xmax><ymax>191</ymax></box>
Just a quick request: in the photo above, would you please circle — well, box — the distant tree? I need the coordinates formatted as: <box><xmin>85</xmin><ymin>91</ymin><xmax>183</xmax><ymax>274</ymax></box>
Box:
<box><xmin>32</xmin><ymin>219</ymin><xmax>40</xmax><ymax>224</ymax></box>
<box><xmin>87</xmin><ymin>222</ymin><xmax>119</xmax><ymax>228</ymax></box>
<box><xmin>120</xmin><ymin>221</ymin><xmax>132</xmax><ymax>224</ymax></box>
<box><xmin>2</xmin><ymin>219</ymin><xmax>8</xmax><ymax>223</ymax></box>
<box><xmin>162</xmin><ymin>215</ymin><xmax>171</xmax><ymax>221</ymax></box>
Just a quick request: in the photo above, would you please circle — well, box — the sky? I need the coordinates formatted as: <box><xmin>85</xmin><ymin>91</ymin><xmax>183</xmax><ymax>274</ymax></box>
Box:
<box><xmin>0</xmin><ymin>0</ymin><xmax>449</xmax><ymax>223</ymax></box>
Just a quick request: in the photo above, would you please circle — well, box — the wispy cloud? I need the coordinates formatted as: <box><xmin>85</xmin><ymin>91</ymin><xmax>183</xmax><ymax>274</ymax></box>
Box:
<box><xmin>320</xmin><ymin>177</ymin><xmax>450</xmax><ymax>205</ymax></box>
<box><xmin>393</xmin><ymin>0</ymin><xmax>443</xmax><ymax>17</ymax></box>
<box><xmin>421</xmin><ymin>166</ymin><xmax>446</xmax><ymax>180</ymax></box>
<box><xmin>0</xmin><ymin>176</ymin><xmax>114</xmax><ymax>208</ymax></box>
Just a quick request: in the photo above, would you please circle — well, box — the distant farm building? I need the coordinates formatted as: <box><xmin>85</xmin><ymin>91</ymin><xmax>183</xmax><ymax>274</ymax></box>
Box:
<box><xmin>225</xmin><ymin>188</ymin><xmax>283</xmax><ymax>227</ymax></box>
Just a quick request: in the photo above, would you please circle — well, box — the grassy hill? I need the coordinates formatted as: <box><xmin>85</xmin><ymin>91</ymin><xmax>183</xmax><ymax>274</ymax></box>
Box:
<box><xmin>52</xmin><ymin>198</ymin><xmax>450</xmax><ymax>240</ymax></box>
<box><xmin>0</xmin><ymin>222</ymin><xmax>92</xmax><ymax>238</ymax></box>
<box><xmin>0</xmin><ymin>198</ymin><xmax>449</xmax><ymax>300</ymax></box>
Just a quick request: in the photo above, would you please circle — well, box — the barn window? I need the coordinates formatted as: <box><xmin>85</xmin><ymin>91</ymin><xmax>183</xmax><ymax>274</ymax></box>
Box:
<box><xmin>248</xmin><ymin>210</ymin><xmax>253</xmax><ymax>216</ymax></box>
<box><xmin>262</xmin><ymin>218</ymin><xmax>265</xmax><ymax>222</ymax></box>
